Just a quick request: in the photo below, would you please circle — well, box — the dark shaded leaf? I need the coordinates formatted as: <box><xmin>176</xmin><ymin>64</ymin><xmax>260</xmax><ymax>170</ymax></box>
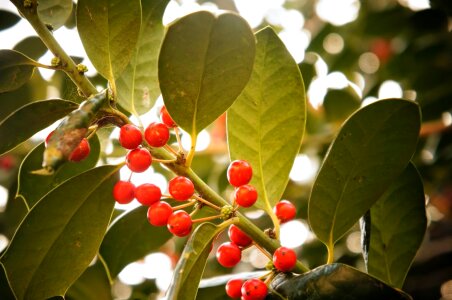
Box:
<box><xmin>323</xmin><ymin>86</ymin><xmax>361</xmax><ymax>122</ymax></box>
<box><xmin>13</xmin><ymin>36</ymin><xmax>48</xmax><ymax>61</ymax></box>
<box><xmin>66</xmin><ymin>262</ymin><xmax>112</xmax><ymax>300</ymax></box>
<box><xmin>0</xmin><ymin>10</ymin><xmax>20</xmax><ymax>30</ymax></box>
<box><xmin>100</xmin><ymin>205</ymin><xmax>172</xmax><ymax>279</ymax></box>
<box><xmin>1</xmin><ymin>165</ymin><xmax>120</xmax><ymax>300</ymax></box>
<box><xmin>0</xmin><ymin>99</ymin><xmax>78</xmax><ymax>155</ymax></box>
<box><xmin>0</xmin><ymin>50</ymin><xmax>37</xmax><ymax>93</ymax></box>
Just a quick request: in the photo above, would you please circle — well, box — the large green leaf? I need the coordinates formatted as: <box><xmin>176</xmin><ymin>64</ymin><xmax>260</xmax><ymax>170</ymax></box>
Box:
<box><xmin>308</xmin><ymin>99</ymin><xmax>421</xmax><ymax>250</ymax></box>
<box><xmin>77</xmin><ymin>0</ymin><xmax>141</xmax><ymax>84</ymax></box>
<box><xmin>0</xmin><ymin>165</ymin><xmax>120</xmax><ymax>300</ymax></box>
<box><xmin>0</xmin><ymin>99</ymin><xmax>78</xmax><ymax>155</ymax></box>
<box><xmin>159</xmin><ymin>10</ymin><xmax>255</xmax><ymax>136</ymax></box>
<box><xmin>37</xmin><ymin>0</ymin><xmax>73</xmax><ymax>30</ymax></box>
<box><xmin>0</xmin><ymin>50</ymin><xmax>38</xmax><ymax>93</ymax></box>
<box><xmin>227</xmin><ymin>27</ymin><xmax>306</xmax><ymax>212</ymax></box>
<box><xmin>116</xmin><ymin>0</ymin><xmax>169</xmax><ymax>116</ymax></box>
<box><xmin>268</xmin><ymin>263</ymin><xmax>412</xmax><ymax>300</ymax></box>
<box><xmin>99</xmin><ymin>205</ymin><xmax>172</xmax><ymax>279</ymax></box>
<box><xmin>66</xmin><ymin>262</ymin><xmax>112</xmax><ymax>300</ymax></box>
<box><xmin>17</xmin><ymin>135</ymin><xmax>100</xmax><ymax>208</ymax></box>
<box><xmin>362</xmin><ymin>162</ymin><xmax>426</xmax><ymax>288</ymax></box>
<box><xmin>167</xmin><ymin>222</ymin><xmax>226</xmax><ymax>300</ymax></box>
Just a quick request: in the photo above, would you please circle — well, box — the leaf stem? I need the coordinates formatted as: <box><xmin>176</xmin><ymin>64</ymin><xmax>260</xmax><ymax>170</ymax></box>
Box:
<box><xmin>174</xmin><ymin>127</ymin><xmax>183</xmax><ymax>152</ymax></box>
<box><xmin>327</xmin><ymin>241</ymin><xmax>334</xmax><ymax>264</ymax></box>
<box><xmin>185</xmin><ymin>133</ymin><xmax>197</xmax><ymax>167</ymax></box>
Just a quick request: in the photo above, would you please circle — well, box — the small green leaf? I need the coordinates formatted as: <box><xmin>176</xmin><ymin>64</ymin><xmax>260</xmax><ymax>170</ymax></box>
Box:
<box><xmin>17</xmin><ymin>135</ymin><xmax>100</xmax><ymax>208</ymax></box>
<box><xmin>0</xmin><ymin>99</ymin><xmax>78</xmax><ymax>155</ymax></box>
<box><xmin>1</xmin><ymin>165</ymin><xmax>120</xmax><ymax>300</ymax></box>
<box><xmin>0</xmin><ymin>50</ymin><xmax>38</xmax><ymax>93</ymax></box>
<box><xmin>308</xmin><ymin>99</ymin><xmax>421</xmax><ymax>250</ymax></box>
<box><xmin>323</xmin><ymin>85</ymin><xmax>361</xmax><ymax>122</ymax></box>
<box><xmin>77</xmin><ymin>0</ymin><xmax>141</xmax><ymax>83</ymax></box>
<box><xmin>37</xmin><ymin>0</ymin><xmax>73</xmax><ymax>30</ymax></box>
<box><xmin>66</xmin><ymin>262</ymin><xmax>112</xmax><ymax>300</ymax></box>
<box><xmin>99</xmin><ymin>205</ymin><xmax>172</xmax><ymax>279</ymax></box>
<box><xmin>362</xmin><ymin>162</ymin><xmax>426</xmax><ymax>288</ymax></box>
<box><xmin>268</xmin><ymin>263</ymin><xmax>412</xmax><ymax>300</ymax></box>
<box><xmin>227</xmin><ymin>27</ymin><xmax>306</xmax><ymax>212</ymax></box>
<box><xmin>167</xmin><ymin>222</ymin><xmax>227</xmax><ymax>300</ymax></box>
<box><xmin>116</xmin><ymin>0</ymin><xmax>169</xmax><ymax>116</ymax></box>
<box><xmin>0</xmin><ymin>10</ymin><xmax>20</xmax><ymax>30</ymax></box>
<box><xmin>159</xmin><ymin>10</ymin><xmax>255</xmax><ymax>136</ymax></box>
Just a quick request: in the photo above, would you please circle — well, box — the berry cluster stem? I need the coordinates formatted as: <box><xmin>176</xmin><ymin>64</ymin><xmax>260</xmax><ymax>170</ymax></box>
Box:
<box><xmin>192</xmin><ymin>194</ymin><xmax>221</xmax><ymax>211</ymax></box>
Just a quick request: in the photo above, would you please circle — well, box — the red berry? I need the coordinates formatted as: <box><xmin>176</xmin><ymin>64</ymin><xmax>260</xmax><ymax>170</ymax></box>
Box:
<box><xmin>160</xmin><ymin>106</ymin><xmax>177</xmax><ymax>127</ymax></box>
<box><xmin>273</xmin><ymin>246</ymin><xmax>297</xmax><ymax>272</ymax></box>
<box><xmin>228</xmin><ymin>225</ymin><xmax>252</xmax><ymax>248</ymax></box>
<box><xmin>45</xmin><ymin>130</ymin><xmax>54</xmax><ymax>147</ymax></box>
<box><xmin>274</xmin><ymin>200</ymin><xmax>296</xmax><ymax>223</ymax></box>
<box><xmin>227</xmin><ymin>160</ymin><xmax>252</xmax><ymax>187</ymax></box>
<box><xmin>126</xmin><ymin>148</ymin><xmax>152</xmax><ymax>172</ymax></box>
<box><xmin>216</xmin><ymin>242</ymin><xmax>241</xmax><ymax>268</ymax></box>
<box><xmin>69</xmin><ymin>138</ymin><xmax>90</xmax><ymax>162</ymax></box>
<box><xmin>241</xmin><ymin>279</ymin><xmax>267</xmax><ymax>300</ymax></box>
<box><xmin>144</xmin><ymin>122</ymin><xmax>170</xmax><ymax>147</ymax></box>
<box><xmin>135</xmin><ymin>183</ymin><xmax>161</xmax><ymax>206</ymax></box>
<box><xmin>234</xmin><ymin>185</ymin><xmax>258</xmax><ymax>208</ymax></box>
<box><xmin>147</xmin><ymin>201</ymin><xmax>172</xmax><ymax>226</ymax></box>
<box><xmin>168</xmin><ymin>176</ymin><xmax>195</xmax><ymax>201</ymax></box>
<box><xmin>113</xmin><ymin>181</ymin><xmax>135</xmax><ymax>204</ymax></box>
<box><xmin>225</xmin><ymin>278</ymin><xmax>244</xmax><ymax>299</ymax></box>
<box><xmin>119</xmin><ymin>124</ymin><xmax>143</xmax><ymax>149</ymax></box>
<box><xmin>167</xmin><ymin>210</ymin><xmax>192</xmax><ymax>237</ymax></box>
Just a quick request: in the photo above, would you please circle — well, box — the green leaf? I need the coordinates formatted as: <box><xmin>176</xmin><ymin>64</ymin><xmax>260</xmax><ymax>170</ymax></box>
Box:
<box><xmin>0</xmin><ymin>10</ymin><xmax>20</xmax><ymax>30</ymax></box>
<box><xmin>323</xmin><ymin>86</ymin><xmax>361</xmax><ymax>122</ymax></box>
<box><xmin>227</xmin><ymin>27</ymin><xmax>306</xmax><ymax>212</ymax></box>
<box><xmin>37</xmin><ymin>0</ymin><xmax>73</xmax><ymax>30</ymax></box>
<box><xmin>362</xmin><ymin>162</ymin><xmax>427</xmax><ymax>288</ymax></box>
<box><xmin>13</xmin><ymin>36</ymin><xmax>48</xmax><ymax>60</ymax></box>
<box><xmin>0</xmin><ymin>165</ymin><xmax>120</xmax><ymax>300</ymax></box>
<box><xmin>268</xmin><ymin>263</ymin><xmax>412</xmax><ymax>300</ymax></box>
<box><xmin>159</xmin><ymin>10</ymin><xmax>255</xmax><ymax>136</ymax></box>
<box><xmin>308</xmin><ymin>99</ymin><xmax>421</xmax><ymax>250</ymax></box>
<box><xmin>167</xmin><ymin>222</ymin><xmax>227</xmax><ymax>300</ymax></box>
<box><xmin>99</xmin><ymin>205</ymin><xmax>172</xmax><ymax>279</ymax></box>
<box><xmin>0</xmin><ymin>99</ymin><xmax>78</xmax><ymax>155</ymax></box>
<box><xmin>17</xmin><ymin>135</ymin><xmax>100</xmax><ymax>208</ymax></box>
<box><xmin>0</xmin><ymin>50</ymin><xmax>38</xmax><ymax>93</ymax></box>
<box><xmin>66</xmin><ymin>262</ymin><xmax>112</xmax><ymax>300</ymax></box>
<box><xmin>77</xmin><ymin>0</ymin><xmax>141</xmax><ymax>83</ymax></box>
<box><xmin>116</xmin><ymin>0</ymin><xmax>169</xmax><ymax>116</ymax></box>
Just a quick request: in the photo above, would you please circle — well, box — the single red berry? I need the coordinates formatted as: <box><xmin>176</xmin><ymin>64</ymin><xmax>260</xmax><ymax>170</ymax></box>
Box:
<box><xmin>69</xmin><ymin>138</ymin><xmax>90</xmax><ymax>162</ymax></box>
<box><xmin>147</xmin><ymin>201</ymin><xmax>172</xmax><ymax>226</ymax></box>
<box><xmin>113</xmin><ymin>181</ymin><xmax>135</xmax><ymax>204</ymax></box>
<box><xmin>167</xmin><ymin>210</ymin><xmax>192</xmax><ymax>237</ymax></box>
<box><xmin>216</xmin><ymin>242</ymin><xmax>241</xmax><ymax>268</ymax></box>
<box><xmin>273</xmin><ymin>246</ymin><xmax>297</xmax><ymax>272</ymax></box>
<box><xmin>228</xmin><ymin>225</ymin><xmax>252</xmax><ymax>248</ymax></box>
<box><xmin>144</xmin><ymin>122</ymin><xmax>170</xmax><ymax>147</ymax></box>
<box><xmin>227</xmin><ymin>160</ymin><xmax>252</xmax><ymax>187</ymax></box>
<box><xmin>225</xmin><ymin>278</ymin><xmax>244</xmax><ymax>299</ymax></box>
<box><xmin>135</xmin><ymin>183</ymin><xmax>161</xmax><ymax>206</ymax></box>
<box><xmin>168</xmin><ymin>176</ymin><xmax>195</xmax><ymax>201</ymax></box>
<box><xmin>160</xmin><ymin>106</ymin><xmax>177</xmax><ymax>127</ymax></box>
<box><xmin>274</xmin><ymin>200</ymin><xmax>296</xmax><ymax>223</ymax></box>
<box><xmin>126</xmin><ymin>148</ymin><xmax>152</xmax><ymax>172</ymax></box>
<box><xmin>119</xmin><ymin>124</ymin><xmax>143</xmax><ymax>149</ymax></box>
<box><xmin>241</xmin><ymin>279</ymin><xmax>267</xmax><ymax>300</ymax></box>
<box><xmin>234</xmin><ymin>185</ymin><xmax>258</xmax><ymax>208</ymax></box>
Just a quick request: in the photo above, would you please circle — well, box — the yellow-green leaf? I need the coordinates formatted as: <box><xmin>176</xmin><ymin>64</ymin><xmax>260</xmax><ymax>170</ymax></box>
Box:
<box><xmin>37</xmin><ymin>0</ymin><xmax>73</xmax><ymax>30</ymax></box>
<box><xmin>0</xmin><ymin>50</ymin><xmax>38</xmax><ymax>93</ymax></box>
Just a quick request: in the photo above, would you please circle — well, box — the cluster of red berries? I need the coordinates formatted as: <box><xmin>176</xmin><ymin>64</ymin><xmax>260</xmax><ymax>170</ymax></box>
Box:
<box><xmin>228</xmin><ymin>160</ymin><xmax>258</xmax><ymax>207</ymax></box>
<box><xmin>45</xmin><ymin>131</ymin><xmax>91</xmax><ymax>162</ymax></box>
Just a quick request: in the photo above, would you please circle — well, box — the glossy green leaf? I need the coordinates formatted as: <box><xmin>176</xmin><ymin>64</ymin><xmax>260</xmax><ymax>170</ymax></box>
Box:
<box><xmin>323</xmin><ymin>85</ymin><xmax>361</xmax><ymax>122</ymax></box>
<box><xmin>99</xmin><ymin>205</ymin><xmax>172</xmax><ymax>279</ymax></box>
<box><xmin>66</xmin><ymin>262</ymin><xmax>112</xmax><ymax>300</ymax></box>
<box><xmin>0</xmin><ymin>99</ymin><xmax>78</xmax><ymax>155</ymax></box>
<box><xmin>0</xmin><ymin>50</ymin><xmax>38</xmax><ymax>93</ymax></box>
<box><xmin>227</xmin><ymin>27</ymin><xmax>306</xmax><ymax>212</ymax></box>
<box><xmin>116</xmin><ymin>0</ymin><xmax>169</xmax><ymax>116</ymax></box>
<box><xmin>0</xmin><ymin>165</ymin><xmax>120</xmax><ymax>300</ymax></box>
<box><xmin>17</xmin><ymin>135</ymin><xmax>100</xmax><ymax>208</ymax></box>
<box><xmin>159</xmin><ymin>10</ymin><xmax>255</xmax><ymax>136</ymax></box>
<box><xmin>308</xmin><ymin>99</ymin><xmax>421</xmax><ymax>249</ymax></box>
<box><xmin>0</xmin><ymin>10</ymin><xmax>20</xmax><ymax>30</ymax></box>
<box><xmin>13</xmin><ymin>36</ymin><xmax>48</xmax><ymax>60</ymax></box>
<box><xmin>37</xmin><ymin>0</ymin><xmax>73</xmax><ymax>30</ymax></box>
<box><xmin>268</xmin><ymin>263</ymin><xmax>412</xmax><ymax>300</ymax></box>
<box><xmin>362</xmin><ymin>162</ymin><xmax>427</xmax><ymax>288</ymax></box>
<box><xmin>77</xmin><ymin>0</ymin><xmax>141</xmax><ymax>83</ymax></box>
<box><xmin>167</xmin><ymin>222</ymin><xmax>226</xmax><ymax>300</ymax></box>
<box><xmin>0</xmin><ymin>264</ymin><xmax>15</xmax><ymax>300</ymax></box>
